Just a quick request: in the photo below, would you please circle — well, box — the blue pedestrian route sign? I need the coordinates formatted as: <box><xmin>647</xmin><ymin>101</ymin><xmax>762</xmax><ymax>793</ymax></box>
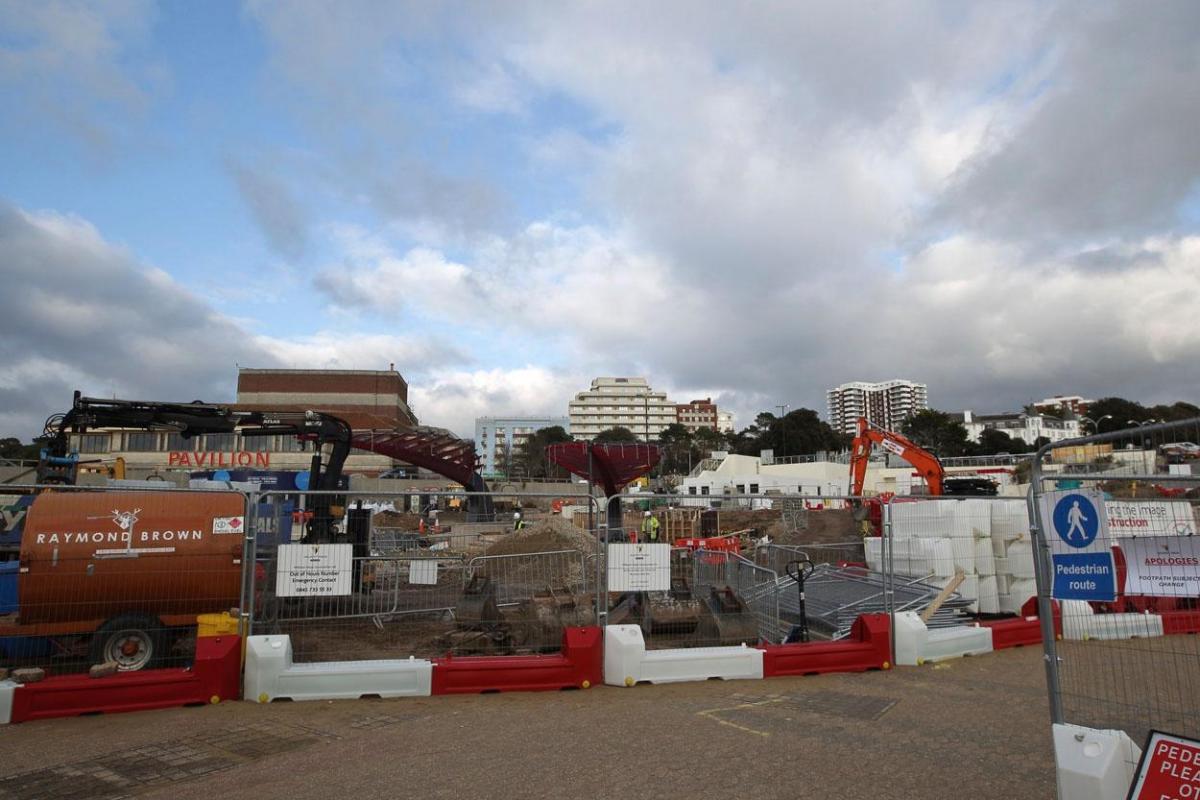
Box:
<box><xmin>1038</xmin><ymin>489</ymin><xmax>1116</xmax><ymax>602</ymax></box>
<box><xmin>1052</xmin><ymin>493</ymin><xmax>1100</xmax><ymax>548</ymax></box>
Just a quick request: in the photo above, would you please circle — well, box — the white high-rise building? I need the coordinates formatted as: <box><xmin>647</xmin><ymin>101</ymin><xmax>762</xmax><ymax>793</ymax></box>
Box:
<box><xmin>569</xmin><ymin>377</ymin><xmax>677</xmax><ymax>441</ymax></box>
<box><xmin>827</xmin><ymin>379</ymin><xmax>929</xmax><ymax>436</ymax></box>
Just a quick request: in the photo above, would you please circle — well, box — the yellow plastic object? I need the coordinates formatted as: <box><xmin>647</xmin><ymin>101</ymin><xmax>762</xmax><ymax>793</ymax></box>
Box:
<box><xmin>197</xmin><ymin>612</ymin><xmax>239</xmax><ymax>637</ymax></box>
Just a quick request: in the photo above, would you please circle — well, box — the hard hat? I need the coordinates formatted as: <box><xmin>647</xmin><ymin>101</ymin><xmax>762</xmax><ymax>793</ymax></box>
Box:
<box><xmin>513</xmin><ymin>512</ymin><xmax>521</xmax><ymax>519</ymax></box>
<box><xmin>643</xmin><ymin>511</ymin><xmax>651</xmax><ymax>517</ymax></box>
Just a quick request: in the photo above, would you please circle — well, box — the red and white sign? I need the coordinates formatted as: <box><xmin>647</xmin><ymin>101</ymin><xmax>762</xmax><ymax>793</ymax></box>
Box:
<box><xmin>212</xmin><ymin>516</ymin><xmax>245</xmax><ymax>535</ymax></box>
<box><xmin>1123</xmin><ymin>536</ymin><xmax>1200</xmax><ymax>598</ymax></box>
<box><xmin>1127</xmin><ymin>730</ymin><xmax>1200</xmax><ymax>799</ymax></box>
<box><xmin>1106</xmin><ymin>501</ymin><xmax>1197</xmax><ymax>537</ymax></box>
<box><xmin>168</xmin><ymin>451</ymin><xmax>271</xmax><ymax>468</ymax></box>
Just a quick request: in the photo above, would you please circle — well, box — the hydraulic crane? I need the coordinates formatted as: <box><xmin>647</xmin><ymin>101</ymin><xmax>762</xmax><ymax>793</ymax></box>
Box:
<box><xmin>37</xmin><ymin>391</ymin><xmax>352</xmax><ymax>541</ymax></box>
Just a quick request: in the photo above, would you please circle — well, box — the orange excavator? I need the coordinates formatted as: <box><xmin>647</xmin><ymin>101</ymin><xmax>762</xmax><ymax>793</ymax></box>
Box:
<box><xmin>848</xmin><ymin>417</ymin><xmax>945</xmax><ymax>536</ymax></box>
<box><xmin>849</xmin><ymin>417</ymin><xmax>945</xmax><ymax>497</ymax></box>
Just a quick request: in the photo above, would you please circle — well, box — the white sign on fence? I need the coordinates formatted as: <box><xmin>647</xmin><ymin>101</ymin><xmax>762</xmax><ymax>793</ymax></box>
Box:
<box><xmin>607</xmin><ymin>543</ymin><xmax>670</xmax><ymax>592</ymax></box>
<box><xmin>1105</xmin><ymin>500</ymin><xmax>1197</xmax><ymax>537</ymax></box>
<box><xmin>1123</xmin><ymin>536</ymin><xmax>1200</xmax><ymax>597</ymax></box>
<box><xmin>276</xmin><ymin>543</ymin><xmax>353</xmax><ymax>597</ymax></box>
<box><xmin>408</xmin><ymin>559</ymin><xmax>439</xmax><ymax>585</ymax></box>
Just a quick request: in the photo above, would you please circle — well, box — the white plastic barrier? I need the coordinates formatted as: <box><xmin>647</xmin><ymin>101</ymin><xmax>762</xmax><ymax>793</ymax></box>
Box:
<box><xmin>977</xmin><ymin>575</ymin><xmax>1000</xmax><ymax>614</ymax></box>
<box><xmin>1006</xmin><ymin>541</ymin><xmax>1037</xmax><ymax>579</ymax></box>
<box><xmin>891</xmin><ymin>500</ymin><xmax>955</xmax><ymax>539</ymax></box>
<box><xmin>603</xmin><ymin>625</ymin><xmax>763</xmax><ymax>686</ymax></box>
<box><xmin>974</xmin><ymin>538</ymin><xmax>996</xmax><ymax>576</ymax></box>
<box><xmin>1053</xmin><ymin>723</ymin><xmax>1140</xmax><ymax>800</ymax></box>
<box><xmin>991</xmin><ymin>499</ymin><xmax>1030</xmax><ymax>540</ymax></box>
<box><xmin>893</xmin><ymin>612</ymin><xmax>994</xmax><ymax>665</ymax></box>
<box><xmin>999</xmin><ymin>578</ymin><xmax>1038</xmax><ymax>614</ymax></box>
<box><xmin>245</xmin><ymin>635</ymin><xmax>433</xmax><ymax>702</ymax></box>
<box><xmin>0</xmin><ymin>679</ymin><xmax>14</xmax><ymax>725</ymax></box>
<box><xmin>1060</xmin><ymin>601</ymin><xmax>1164</xmax><ymax>641</ymax></box>
<box><xmin>866</xmin><ymin>536</ymin><xmax>955</xmax><ymax>578</ymax></box>
<box><xmin>948</xmin><ymin>536</ymin><xmax>975</xmax><ymax>573</ymax></box>
<box><xmin>952</xmin><ymin>499</ymin><xmax>992</xmax><ymax>538</ymax></box>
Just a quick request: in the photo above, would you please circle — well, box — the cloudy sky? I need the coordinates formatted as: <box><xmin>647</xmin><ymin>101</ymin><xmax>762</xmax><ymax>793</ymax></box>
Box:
<box><xmin>2</xmin><ymin>1</ymin><xmax>1199</xmax><ymax>439</ymax></box>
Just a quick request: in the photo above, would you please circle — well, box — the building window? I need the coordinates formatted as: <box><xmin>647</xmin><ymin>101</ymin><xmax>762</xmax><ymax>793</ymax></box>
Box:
<box><xmin>700</xmin><ymin>486</ymin><xmax>709</xmax><ymax>496</ymax></box>
<box><xmin>750</xmin><ymin>483</ymin><xmax>759</xmax><ymax>494</ymax></box>
<box><xmin>126</xmin><ymin>432</ymin><xmax>159</xmax><ymax>452</ymax></box>
<box><xmin>77</xmin><ymin>434</ymin><xmax>110</xmax><ymax>454</ymax></box>
<box><xmin>165</xmin><ymin>432</ymin><xmax>194</xmax><ymax>452</ymax></box>
<box><xmin>736</xmin><ymin>484</ymin><xmax>746</xmax><ymax>494</ymax></box>
<box><xmin>276</xmin><ymin>435</ymin><xmax>306</xmax><ymax>452</ymax></box>
<box><xmin>202</xmin><ymin>433</ymin><xmax>237</xmax><ymax>452</ymax></box>
<box><xmin>688</xmin><ymin>486</ymin><xmax>697</xmax><ymax>495</ymax></box>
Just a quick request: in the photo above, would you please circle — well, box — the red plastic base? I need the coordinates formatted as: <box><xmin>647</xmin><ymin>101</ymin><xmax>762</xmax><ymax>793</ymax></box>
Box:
<box><xmin>9</xmin><ymin>635</ymin><xmax>242</xmax><ymax>723</ymax></box>
<box><xmin>1160</xmin><ymin>611</ymin><xmax>1200</xmax><ymax>635</ymax></box>
<box><xmin>758</xmin><ymin>614</ymin><xmax>891</xmax><ymax>677</ymax></box>
<box><xmin>980</xmin><ymin>616</ymin><xmax>1044</xmax><ymax>649</ymax></box>
<box><xmin>430</xmin><ymin>626</ymin><xmax>602</xmax><ymax>695</ymax></box>
<box><xmin>981</xmin><ymin>599</ymin><xmax>1062</xmax><ymax>649</ymax></box>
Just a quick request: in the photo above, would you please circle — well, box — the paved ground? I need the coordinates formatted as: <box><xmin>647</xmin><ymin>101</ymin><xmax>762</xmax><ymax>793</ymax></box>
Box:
<box><xmin>0</xmin><ymin>646</ymin><xmax>1055</xmax><ymax>800</ymax></box>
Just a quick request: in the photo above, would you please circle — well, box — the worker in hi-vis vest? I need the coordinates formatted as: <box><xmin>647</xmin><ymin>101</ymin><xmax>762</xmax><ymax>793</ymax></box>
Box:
<box><xmin>641</xmin><ymin>511</ymin><xmax>660</xmax><ymax>542</ymax></box>
<box><xmin>513</xmin><ymin>511</ymin><xmax>526</xmax><ymax>532</ymax></box>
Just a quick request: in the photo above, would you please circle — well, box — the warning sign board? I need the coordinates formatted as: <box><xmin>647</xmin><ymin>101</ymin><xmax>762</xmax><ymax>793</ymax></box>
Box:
<box><xmin>1124</xmin><ymin>536</ymin><xmax>1200</xmax><ymax>598</ymax></box>
<box><xmin>276</xmin><ymin>543</ymin><xmax>352</xmax><ymax>597</ymax></box>
<box><xmin>1127</xmin><ymin>730</ymin><xmax>1200</xmax><ymax>799</ymax></box>
<box><xmin>607</xmin><ymin>543</ymin><xmax>669</xmax><ymax>592</ymax></box>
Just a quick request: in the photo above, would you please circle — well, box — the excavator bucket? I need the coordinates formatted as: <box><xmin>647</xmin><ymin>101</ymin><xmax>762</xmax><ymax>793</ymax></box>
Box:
<box><xmin>454</xmin><ymin>574</ymin><xmax>501</xmax><ymax>630</ymax></box>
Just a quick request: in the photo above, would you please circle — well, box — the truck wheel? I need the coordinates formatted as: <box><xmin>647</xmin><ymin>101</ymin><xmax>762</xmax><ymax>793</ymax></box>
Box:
<box><xmin>89</xmin><ymin>615</ymin><xmax>166</xmax><ymax>671</ymax></box>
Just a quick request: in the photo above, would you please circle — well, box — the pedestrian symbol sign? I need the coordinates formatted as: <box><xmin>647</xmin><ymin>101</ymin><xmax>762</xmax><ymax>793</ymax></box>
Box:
<box><xmin>1038</xmin><ymin>488</ymin><xmax>1116</xmax><ymax>602</ymax></box>
<box><xmin>1052</xmin><ymin>493</ymin><xmax>1099</xmax><ymax>548</ymax></box>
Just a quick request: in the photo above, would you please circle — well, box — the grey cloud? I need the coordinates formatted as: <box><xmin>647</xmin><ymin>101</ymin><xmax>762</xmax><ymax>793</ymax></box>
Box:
<box><xmin>228</xmin><ymin>160</ymin><xmax>309</xmax><ymax>260</ymax></box>
<box><xmin>929</xmin><ymin>3</ymin><xmax>1200</xmax><ymax>245</ymax></box>
<box><xmin>0</xmin><ymin>203</ymin><xmax>281</xmax><ymax>437</ymax></box>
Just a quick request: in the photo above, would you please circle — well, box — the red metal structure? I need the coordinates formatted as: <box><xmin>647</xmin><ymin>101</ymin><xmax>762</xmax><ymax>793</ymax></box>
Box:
<box><xmin>547</xmin><ymin>442</ymin><xmax>661</xmax><ymax>538</ymax></box>
<box><xmin>352</xmin><ymin>427</ymin><xmax>493</xmax><ymax>519</ymax></box>
<box><xmin>546</xmin><ymin>442</ymin><xmax>660</xmax><ymax>497</ymax></box>
<box><xmin>848</xmin><ymin>417</ymin><xmax>945</xmax><ymax>497</ymax></box>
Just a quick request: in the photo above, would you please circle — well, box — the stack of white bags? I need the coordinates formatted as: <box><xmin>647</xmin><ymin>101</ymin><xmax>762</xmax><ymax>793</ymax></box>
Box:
<box><xmin>865</xmin><ymin>498</ymin><xmax>1037</xmax><ymax>615</ymax></box>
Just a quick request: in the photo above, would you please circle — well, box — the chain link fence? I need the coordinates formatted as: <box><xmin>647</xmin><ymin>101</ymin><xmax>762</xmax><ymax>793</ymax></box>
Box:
<box><xmin>1031</xmin><ymin>418</ymin><xmax>1200</xmax><ymax>758</ymax></box>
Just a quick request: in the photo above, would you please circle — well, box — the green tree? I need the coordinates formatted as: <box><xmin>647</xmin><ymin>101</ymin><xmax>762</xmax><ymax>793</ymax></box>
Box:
<box><xmin>1147</xmin><ymin>401</ymin><xmax>1200</xmax><ymax>422</ymax></box>
<box><xmin>0</xmin><ymin>438</ymin><xmax>40</xmax><ymax>461</ymax></box>
<box><xmin>656</xmin><ymin>423</ymin><xmax>694</xmax><ymax>474</ymax></box>
<box><xmin>900</xmin><ymin>410</ymin><xmax>972</xmax><ymax>457</ymax></box>
<box><xmin>976</xmin><ymin>428</ymin><xmax>1026</xmax><ymax>455</ymax></box>
<box><xmin>520</xmin><ymin>426</ymin><xmax>573</xmax><ymax>478</ymax></box>
<box><xmin>1087</xmin><ymin>397</ymin><xmax>1150</xmax><ymax>430</ymax></box>
<box><xmin>593</xmin><ymin>426</ymin><xmax>638</xmax><ymax>443</ymax></box>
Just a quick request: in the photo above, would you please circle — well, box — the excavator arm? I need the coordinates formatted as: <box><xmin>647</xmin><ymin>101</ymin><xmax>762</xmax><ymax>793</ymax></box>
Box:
<box><xmin>848</xmin><ymin>417</ymin><xmax>944</xmax><ymax>496</ymax></box>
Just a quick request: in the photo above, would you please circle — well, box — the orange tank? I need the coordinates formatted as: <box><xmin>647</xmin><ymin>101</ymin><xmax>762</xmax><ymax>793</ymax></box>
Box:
<box><xmin>18</xmin><ymin>491</ymin><xmax>246</xmax><ymax>629</ymax></box>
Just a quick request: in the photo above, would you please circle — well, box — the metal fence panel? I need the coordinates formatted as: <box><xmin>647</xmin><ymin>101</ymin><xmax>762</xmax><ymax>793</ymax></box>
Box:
<box><xmin>249</xmin><ymin>488</ymin><xmax>603</xmax><ymax>660</ymax></box>
<box><xmin>1</xmin><ymin>486</ymin><xmax>249</xmax><ymax>675</ymax></box>
<box><xmin>1031</xmin><ymin>417</ymin><xmax>1200</xmax><ymax>759</ymax></box>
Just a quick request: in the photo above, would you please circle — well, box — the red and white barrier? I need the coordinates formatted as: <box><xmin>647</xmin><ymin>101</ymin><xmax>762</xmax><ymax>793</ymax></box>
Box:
<box><xmin>8</xmin><ymin>634</ymin><xmax>242</xmax><ymax>724</ymax></box>
<box><xmin>245</xmin><ymin>635</ymin><xmax>433</xmax><ymax>702</ymax></box>
<box><xmin>603</xmin><ymin>625</ymin><xmax>763</xmax><ymax>686</ymax></box>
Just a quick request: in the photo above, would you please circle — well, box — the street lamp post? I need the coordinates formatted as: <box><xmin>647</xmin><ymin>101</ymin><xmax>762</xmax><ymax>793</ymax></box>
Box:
<box><xmin>1128</xmin><ymin>419</ymin><xmax>1161</xmax><ymax>475</ymax></box>
<box><xmin>776</xmin><ymin>404</ymin><xmax>790</xmax><ymax>459</ymax></box>
<box><xmin>1079</xmin><ymin>414</ymin><xmax>1113</xmax><ymax>434</ymax></box>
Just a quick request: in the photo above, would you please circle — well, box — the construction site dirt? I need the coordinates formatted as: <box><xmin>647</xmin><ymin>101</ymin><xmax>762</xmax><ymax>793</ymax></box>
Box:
<box><xmin>0</xmin><ymin>645</ymin><xmax>1055</xmax><ymax>800</ymax></box>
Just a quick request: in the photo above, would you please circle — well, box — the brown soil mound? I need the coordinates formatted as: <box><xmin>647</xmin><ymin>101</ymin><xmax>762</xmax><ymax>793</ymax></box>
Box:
<box><xmin>484</xmin><ymin>517</ymin><xmax>599</xmax><ymax>557</ymax></box>
<box><xmin>373</xmin><ymin>510</ymin><xmax>423</xmax><ymax>528</ymax></box>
